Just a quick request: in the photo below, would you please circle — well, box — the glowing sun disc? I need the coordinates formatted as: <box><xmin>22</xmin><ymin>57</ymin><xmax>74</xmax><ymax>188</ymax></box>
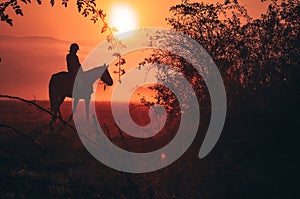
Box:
<box><xmin>109</xmin><ymin>4</ymin><xmax>137</xmax><ymax>34</ymax></box>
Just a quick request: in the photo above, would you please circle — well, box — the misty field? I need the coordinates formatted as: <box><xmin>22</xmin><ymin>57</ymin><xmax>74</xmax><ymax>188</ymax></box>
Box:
<box><xmin>0</xmin><ymin>98</ymin><xmax>298</xmax><ymax>199</ymax></box>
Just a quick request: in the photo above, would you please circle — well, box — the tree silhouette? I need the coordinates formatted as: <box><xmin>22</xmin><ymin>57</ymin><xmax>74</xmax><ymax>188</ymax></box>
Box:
<box><xmin>1</xmin><ymin>0</ymin><xmax>97</xmax><ymax>26</ymax></box>
<box><xmin>140</xmin><ymin>0</ymin><xmax>299</xmax><ymax>109</ymax></box>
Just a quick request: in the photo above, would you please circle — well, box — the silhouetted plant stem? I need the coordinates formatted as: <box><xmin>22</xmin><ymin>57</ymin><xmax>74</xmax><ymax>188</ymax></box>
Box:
<box><xmin>0</xmin><ymin>94</ymin><xmax>76</xmax><ymax>132</ymax></box>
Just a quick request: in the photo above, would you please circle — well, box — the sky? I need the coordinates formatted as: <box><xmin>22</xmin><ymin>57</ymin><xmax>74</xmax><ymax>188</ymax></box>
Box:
<box><xmin>0</xmin><ymin>0</ymin><xmax>269</xmax><ymax>100</ymax></box>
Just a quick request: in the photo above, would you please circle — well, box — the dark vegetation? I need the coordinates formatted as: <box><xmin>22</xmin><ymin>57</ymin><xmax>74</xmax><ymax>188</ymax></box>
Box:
<box><xmin>1</xmin><ymin>0</ymin><xmax>99</xmax><ymax>27</ymax></box>
<box><xmin>0</xmin><ymin>95</ymin><xmax>298</xmax><ymax>198</ymax></box>
<box><xmin>141</xmin><ymin>0</ymin><xmax>299</xmax><ymax>111</ymax></box>
<box><xmin>0</xmin><ymin>0</ymin><xmax>299</xmax><ymax>198</ymax></box>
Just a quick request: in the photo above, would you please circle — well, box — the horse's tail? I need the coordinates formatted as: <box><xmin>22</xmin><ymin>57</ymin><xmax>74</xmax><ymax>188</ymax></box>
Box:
<box><xmin>49</xmin><ymin>74</ymin><xmax>58</xmax><ymax>113</ymax></box>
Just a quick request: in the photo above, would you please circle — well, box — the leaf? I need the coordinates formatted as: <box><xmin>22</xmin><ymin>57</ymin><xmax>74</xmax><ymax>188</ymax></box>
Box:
<box><xmin>90</xmin><ymin>0</ymin><xmax>96</xmax><ymax>7</ymax></box>
<box><xmin>120</xmin><ymin>69</ymin><xmax>126</xmax><ymax>75</ymax></box>
<box><xmin>13</xmin><ymin>5</ymin><xmax>21</xmax><ymax>10</ymax></box>
<box><xmin>101</xmin><ymin>26</ymin><xmax>107</xmax><ymax>33</ymax></box>
<box><xmin>120</xmin><ymin>58</ymin><xmax>126</xmax><ymax>65</ymax></box>
<box><xmin>62</xmin><ymin>0</ymin><xmax>68</xmax><ymax>8</ymax></box>
<box><xmin>112</xmin><ymin>52</ymin><xmax>121</xmax><ymax>57</ymax></box>
<box><xmin>91</xmin><ymin>17</ymin><xmax>98</xmax><ymax>23</ymax></box>
<box><xmin>106</xmin><ymin>35</ymin><xmax>112</xmax><ymax>42</ymax></box>
<box><xmin>15</xmin><ymin>9</ymin><xmax>24</xmax><ymax>16</ymax></box>
<box><xmin>21</xmin><ymin>0</ymin><xmax>29</xmax><ymax>4</ymax></box>
<box><xmin>6</xmin><ymin>18</ymin><xmax>13</xmax><ymax>26</ymax></box>
<box><xmin>82</xmin><ymin>8</ymin><xmax>90</xmax><ymax>17</ymax></box>
<box><xmin>77</xmin><ymin>0</ymin><xmax>84</xmax><ymax>12</ymax></box>
<box><xmin>98</xmin><ymin>9</ymin><xmax>104</xmax><ymax>18</ymax></box>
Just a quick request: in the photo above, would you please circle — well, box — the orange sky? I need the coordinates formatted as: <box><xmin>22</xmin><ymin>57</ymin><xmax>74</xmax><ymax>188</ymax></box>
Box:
<box><xmin>0</xmin><ymin>0</ymin><xmax>268</xmax><ymax>100</ymax></box>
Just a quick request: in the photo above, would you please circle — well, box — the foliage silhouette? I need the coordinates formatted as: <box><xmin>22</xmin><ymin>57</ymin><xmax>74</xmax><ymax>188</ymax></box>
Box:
<box><xmin>0</xmin><ymin>0</ymin><xmax>97</xmax><ymax>26</ymax></box>
<box><xmin>140</xmin><ymin>0</ymin><xmax>299</xmax><ymax>110</ymax></box>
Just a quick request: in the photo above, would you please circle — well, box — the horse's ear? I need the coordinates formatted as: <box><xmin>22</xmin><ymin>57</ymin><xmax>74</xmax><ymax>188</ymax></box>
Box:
<box><xmin>103</xmin><ymin>63</ymin><xmax>108</xmax><ymax>68</ymax></box>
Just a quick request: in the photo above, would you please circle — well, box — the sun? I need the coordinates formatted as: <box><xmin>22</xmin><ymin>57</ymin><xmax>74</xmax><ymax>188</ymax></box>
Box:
<box><xmin>109</xmin><ymin>4</ymin><xmax>138</xmax><ymax>34</ymax></box>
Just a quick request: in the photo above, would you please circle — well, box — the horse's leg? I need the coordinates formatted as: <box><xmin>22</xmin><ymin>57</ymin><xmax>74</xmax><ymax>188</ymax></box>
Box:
<box><xmin>73</xmin><ymin>98</ymin><xmax>79</xmax><ymax>113</ymax></box>
<box><xmin>57</xmin><ymin>96</ymin><xmax>65</xmax><ymax>119</ymax></box>
<box><xmin>85</xmin><ymin>96</ymin><xmax>91</xmax><ymax>120</ymax></box>
<box><xmin>50</xmin><ymin>111</ymin><xmax>57</xmax><ymax>131</ymax></box>
<box><xmin>50</xmin><ymin>105</ymin><xmax>59</xmax><ymax>131</ymax></box>
<box><xmin>49</xmin><ymin>96</ymin><xmax>60</xmax><ymax>131</ymax></box>
<box><xmin>68</xmin><ymin>98</ymin><xmax>78</xmax><ymax>122</ymax></box>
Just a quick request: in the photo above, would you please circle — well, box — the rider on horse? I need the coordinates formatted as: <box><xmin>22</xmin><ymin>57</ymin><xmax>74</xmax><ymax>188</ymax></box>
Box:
<box><xmin>49</xmin><ymin>43</ymin><xmax>113</xmax><ymax>125</ymax></box>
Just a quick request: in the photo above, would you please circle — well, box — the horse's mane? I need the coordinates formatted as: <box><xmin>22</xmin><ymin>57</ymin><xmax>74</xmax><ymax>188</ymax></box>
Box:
<box><xmin>79</xmin><ymin>65</ymin><xmax>108</xmax><ymax>82</ymax></box>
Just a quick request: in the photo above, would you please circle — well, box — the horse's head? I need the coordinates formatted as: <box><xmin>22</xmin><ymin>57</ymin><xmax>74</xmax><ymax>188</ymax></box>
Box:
<box><xmin>100</xmin><ymin>68</ymin><xmax>113</xmax><ymax>86</ymax></box>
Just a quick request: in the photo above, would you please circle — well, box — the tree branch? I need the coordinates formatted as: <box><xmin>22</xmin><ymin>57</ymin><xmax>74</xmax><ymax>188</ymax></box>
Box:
<box><xmin>0</xmin><ymin>94</ymin><xmax>77</xmax><ymax>132</ymax></box>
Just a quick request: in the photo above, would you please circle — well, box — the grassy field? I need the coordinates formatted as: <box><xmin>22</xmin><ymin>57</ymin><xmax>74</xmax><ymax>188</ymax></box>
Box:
<box><xmin>0</xmin><ymin>97</ymin><xmax>299</xmax><ymax>198</ymax></box>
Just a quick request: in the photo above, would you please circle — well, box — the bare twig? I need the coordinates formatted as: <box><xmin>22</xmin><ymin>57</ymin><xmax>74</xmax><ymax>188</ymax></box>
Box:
<box><xmin>103</xmin><ymin>123</ymin><xmax>111</xmax><ymax>141</ymax></box>
<box><xmin>91</xmin><ymin>115</ymin><xmax>140</xmax><ymax>197</ymax></box>
<box><xmin>0</xmin><ymin>94</ymin><xmax>76</xmax><ymax>132</ymax></box>
<box><xmin>114</xmin><ymin>121</ymin><xmax>130</xmax><ymax>151</ymax></box>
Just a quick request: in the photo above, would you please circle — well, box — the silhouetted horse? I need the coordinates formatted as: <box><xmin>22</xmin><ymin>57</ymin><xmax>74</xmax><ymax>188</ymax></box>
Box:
<box><xmin>49</xmin><ymin>64</ymin><xmax>113</xmax><ymax>127</ymax></box>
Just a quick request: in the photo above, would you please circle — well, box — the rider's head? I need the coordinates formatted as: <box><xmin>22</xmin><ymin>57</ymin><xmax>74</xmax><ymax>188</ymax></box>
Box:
<box><xmin>69</xmin><ymin>43</ymin><xmax>79</xmax><ymax>53</ymax></box>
